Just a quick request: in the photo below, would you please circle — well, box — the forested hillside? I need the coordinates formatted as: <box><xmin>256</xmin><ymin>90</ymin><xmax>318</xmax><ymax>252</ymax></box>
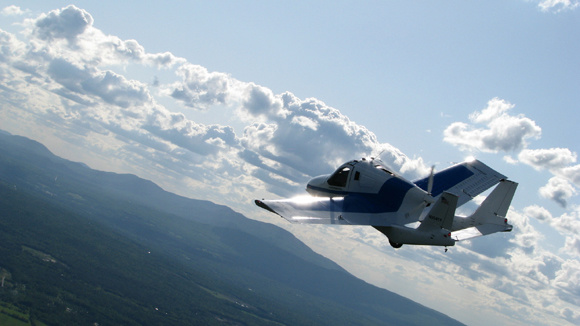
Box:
<box><xmin>0</xmin><ymin>131</ymin><xmax>463</xmax><ymax>326</ymax></box>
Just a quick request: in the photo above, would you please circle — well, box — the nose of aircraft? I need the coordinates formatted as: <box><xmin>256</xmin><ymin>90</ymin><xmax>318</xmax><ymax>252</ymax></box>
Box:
<box><xmin>306</xmin><ymin>175</ymin><xmax>329</xmax><ymax>195</ymax></box>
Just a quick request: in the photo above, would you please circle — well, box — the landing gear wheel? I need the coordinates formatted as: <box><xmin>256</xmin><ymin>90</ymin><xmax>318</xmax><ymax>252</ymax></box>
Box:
<box><xmin>389</xmin><ymin>241</ymin><xmax>403</xmax><ymax>249</ymax></box>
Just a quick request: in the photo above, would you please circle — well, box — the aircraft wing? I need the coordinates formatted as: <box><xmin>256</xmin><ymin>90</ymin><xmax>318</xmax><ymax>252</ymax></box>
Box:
<box><xmin>414</xmin><ymin>159</ymin><xmax>506</xmax><ymax>208</ymax></box>
<box><xmin>255</xmin><ymin>196</ymin><xmax>396</xmax><ymax>226</ymax></box>
<box><xmin>255</xmin><ymin>197</ymin><xmax>350</xmax><ymax>225</ymax></box>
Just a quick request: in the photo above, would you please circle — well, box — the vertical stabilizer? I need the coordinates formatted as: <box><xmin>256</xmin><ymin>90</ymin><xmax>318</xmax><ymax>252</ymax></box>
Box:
<box><xmin>418</xmin><ymin>192</ymin><xmax>458</xmax><ymax>231</ymax></box>
<box><xmin>451</xmin><ymin>180</ymin><xmax>517</xmax><ymax>241</ymax></box>
<box><xmin>472</xmin><ymin>179</ymin><xmax>518</xmax><ymax>222</ymax></box>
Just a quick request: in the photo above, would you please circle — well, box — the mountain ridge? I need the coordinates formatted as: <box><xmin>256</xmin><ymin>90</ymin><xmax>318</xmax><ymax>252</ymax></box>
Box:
<box><xmin>0</xmin><ymin>131</ymin><xmax>463</xmax><ymax>325</ymax></box>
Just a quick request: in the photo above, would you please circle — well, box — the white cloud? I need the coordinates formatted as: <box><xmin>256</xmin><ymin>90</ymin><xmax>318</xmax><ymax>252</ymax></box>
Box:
<box><xmin>538</xmin><ymin>0</ymin><xmax>580</xmax><ymax>12</ymax></box>
<box><xmin>524</xmin><ymin>204</ymin><xmax>554</xmax><ymax>222</ymax></box>
<box><xmin>32</xmin><ymin>5</ymin><xmax>94</xmax><ymax>44</ymax></box>
<box><xmin>517</xmin><ymin>148</ymin><xmax>580</xmax><ymax>198</ymax></box>
<box><xmin>443</xmin><ymin>98</ymin><xmax>541</xmax><ymax>153</ymax></box>
<box><xmin>46</xmin><ymin>58</ymin><xmax>151</xmax><ymax>109</ymax></box>
<box><xmin>554</xmin><ymin>259</ymin><xmax>580</xmax><ymax>304</ymax></box>
<box><xmin>559</xmin><ymin>164</ymin><xmax>580</xmax><ymax>187</ymax></box>
<box><xmin>0</xmin><ymin>4</ymin><xmax>432</xmax><ymax>204</ymax></box>
<box><xmin>0</xmin><ymin>29</ymin><xmax>26</xmax><ymax>62</ymax></box>
<box><xmin>554</xmin><ymin>208</ymin><xmax>580</xmax><ymax>236</ymax></box>
<box><xmin>519</xmin><ymin>148</ymin><xmax>577</xmax><ymax>171</ymax></box>
<box><xmin>564</xmin><ymin>236</ymin><xmax>580</xmax><ymax>258</ymax></box>
<box><xmin>166</xmin><ymin>63</ymin><xmax>235</xmax><ymax>110</ymax></box>
<box><xmin>1</xmin><ymin>5</ymin><xmax>579</xmax><ymax>326</ymax></box>
<box><xmin>241</xmin><ymin>83</ymin><xmax>285</xmax><ymax>118</ymax></box>
<box><xmin>445</xmin><ymin>102</ymin><xmax>580</xmax><ymax>207</ymax></box>
<box><xmin>525</xmin><ymin>205</ymin><xmax>580</xmax><ymax>254</ymax></box>
<box><xmin>510</xmin><ymin>208</ymin><xmax>542</xmax><ymax>253</ymax></box>
<box><xmin>22</xmin><ymin>5</ymin><xmax>184</xmax><ymax>70</ymax></box>
<box><xmin>539</xmin><ymin>177</ymin><xmax>577</xmax><ymax>208</ymax></box>
<box><xmin>1</xmin><ymin>5</ymin><xmax>28</xmax><ymax>16</ymax></box>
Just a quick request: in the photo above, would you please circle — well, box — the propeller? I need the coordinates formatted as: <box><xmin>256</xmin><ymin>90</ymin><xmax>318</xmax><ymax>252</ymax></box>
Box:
<box><xmin>427</xmin><ymin>165</ymin><xmax>435</xmax><ymax>196</ymax></box>
<box><xmin>406</xmin><ymin>165</ymin><xmax>436</xmax><ymax>219</ymax></box>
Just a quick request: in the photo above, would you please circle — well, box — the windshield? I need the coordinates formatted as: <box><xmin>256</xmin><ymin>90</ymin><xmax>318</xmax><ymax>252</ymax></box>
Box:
<box><xmin>327</xmin><ymin>166</ymin><xmax>351</xmax><ymax>187</ymax></box>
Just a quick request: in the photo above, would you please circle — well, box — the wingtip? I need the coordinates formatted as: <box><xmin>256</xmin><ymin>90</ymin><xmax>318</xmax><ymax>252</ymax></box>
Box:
<box><xmin>254</xmin><ymin>199</ymin><xmax>280</xmax><ymax>216</ymax></box>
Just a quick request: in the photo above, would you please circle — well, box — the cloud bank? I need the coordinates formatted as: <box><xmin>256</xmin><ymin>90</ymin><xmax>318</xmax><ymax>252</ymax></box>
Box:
<box><xmin>0</xmin><ymin>5</ymin><xmax>428</xmax><ymax>201</ymax></box>
<box><xmin>0</xmin><ymin>5</ymin><xmax>578</xmax><ymax>326</ymax></box>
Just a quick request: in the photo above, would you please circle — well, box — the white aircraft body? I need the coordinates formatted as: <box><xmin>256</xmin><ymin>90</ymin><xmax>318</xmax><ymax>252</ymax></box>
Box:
<box><xmin>255</xmin><ymin>157</ymin><xmax>517</xmax><ymax>248</ymax></box>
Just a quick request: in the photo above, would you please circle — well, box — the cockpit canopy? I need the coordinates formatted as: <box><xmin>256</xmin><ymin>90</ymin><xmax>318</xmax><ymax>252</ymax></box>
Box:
<box><xmin>306</xmin><ymin>158</ymin><xmax>398</xmax><ymax>196</ymax></box>
<box><xmin>327</xmin><ymin>166</ymin><xmax>351</xmax><ymax>187</ymax></box>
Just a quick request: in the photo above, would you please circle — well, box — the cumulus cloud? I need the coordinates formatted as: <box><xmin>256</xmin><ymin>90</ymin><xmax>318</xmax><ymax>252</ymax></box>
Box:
<box><xmin>525</xmin><ymin>205</ymin><xmax>554</xmax><ymax>222</ymax></box>
<box><xmin>0</xmin><ymin>29</ymin><xmax>26</xmax><ymax>62</ymax></box>
<box><xmin>1</xmin><ymin>6</ymin><xmax>579</xmax><ymax>325</ymax></box>
<box><xmin>443</xmin><ymin>98</ymin><xmax>541</xmax><ymax>153</ymax></box>
<box><xmin>525</xmin><ymin>204</ymin><xmax>580</xmax><ymax>259</ymax></box>
<box><xmin>554</xmin><ymin>259</ymin><xmax>580</xmax><ymax>304</ymax></box>
<box><xmin>166</xmin><ymin>63</ymin><xmax>235</xmax><ymax>110</ymax></box>
<box><xmin>559</xmin><ymin>165</ymin><xmax>580</xmax><ymax>187</ymax></box>
<box><xmin>23</xmin><ymin>5</ymin><xmax>184</xmax><ymax>69</ymax></box>
<box><xmin>239</xmin><ymin>91</ymin><xmax>429</xmax><ymax>178</ymax></box>
<box><xmin>519</xmin><ymin>148</ymin><xmax>577</xmax><ymax>171</ymax></box>
<box><xmin>1</xmin><ymin>5</ymin><xmax>28</xmax><ymax>16</ymax></box>
<box><xmin>47</xmin><ymin>58</ymin><xmax>151</xmax><ymax>109</ymax></box>
<box><xmin>564</xmin><ymin>236</ymin><xmax>580</xmax><ymax>258</ymax></box>
<box><xmin>510</xmin><ymin>208</ymin><xmax>542</xmax><ymax>253</ymax></box>
<box><xmin>538</xmin><ymin>0</ymin><xmax>580</xmax><ymax>12</ymax></box>
<box><xmin>165</xmin><ymin>57</ymin><xmax>429</xmax><ymax>180</ymax></box>
<box><xmin>518</xmin><ymin>148</ymin><xmax>580</xmax><ymax>207</ymax></box>
<box><xmin>33</xmin><ymin>5</ymin><xmax>94</xmax><ymax>44</ymax></box>
<box><xmin>555</xmin><ymin>209</ymin><xmax>580</xmax><ymax>237</ymax></box>
<box><xmin>445</xmin><ymin>100</ymin><xmax>580</xmax><ymax>207</ymax></box>
<box><xmin>539</xmin><ymin>177</ymin><xmax>576</xmax><ymax>208</ymax></box>
<box><xmin>143</xmin><ymin>108</ymin><xmax>240</xmax><ymax>157</ymax></box>
<box><xmin>1</xmin><ymin>4</ymin><xmax>430</xmax><ymax>204</ymax></box>
<box><xmin>526</xmin><ymin>204</ymin><xmax>580</xmax><ymax>236</ymax></box>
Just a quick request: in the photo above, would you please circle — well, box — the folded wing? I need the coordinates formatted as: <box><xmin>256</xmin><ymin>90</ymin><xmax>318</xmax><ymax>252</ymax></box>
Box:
<box><xmin>414</xmin><ymin>159</ymin><xmax>506</xmax><ymax>208</ymax></box>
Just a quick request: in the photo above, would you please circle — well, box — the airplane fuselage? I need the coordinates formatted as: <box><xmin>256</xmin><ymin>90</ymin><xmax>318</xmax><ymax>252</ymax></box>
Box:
<box><xmin>256</xmin><ymin>157</ymin><xmax>515</xmax><ymax>249</ymax></box>
<box><xmin>305</xmin><ymin>158</ymin><xmax>430</xmax><ymax>223</ymax></box>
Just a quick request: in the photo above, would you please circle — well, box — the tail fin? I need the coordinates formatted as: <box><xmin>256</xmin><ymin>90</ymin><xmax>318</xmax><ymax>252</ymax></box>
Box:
<box><xmin>418</xmin><ymin>192</ymin><xmax>458</xmax><ymax>232</ymax></box>
<box><xmin>451</xmin><ymin>180</ymin><xmax>518</xmax><ymax>241</ymax></box>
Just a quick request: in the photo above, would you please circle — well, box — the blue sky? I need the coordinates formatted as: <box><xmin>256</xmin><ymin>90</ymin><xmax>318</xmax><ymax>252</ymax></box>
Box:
<box><xmin>0</xmin><ymin>1</ymin><xmax>579</xmax><ymax>325</ymax></box>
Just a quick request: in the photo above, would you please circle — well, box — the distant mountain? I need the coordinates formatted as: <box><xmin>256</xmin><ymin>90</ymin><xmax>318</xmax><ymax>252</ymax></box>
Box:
<box><xmin>0</xmin><ymin>131</ymin><xmax>464</xmax><ymax>326</ymax></box>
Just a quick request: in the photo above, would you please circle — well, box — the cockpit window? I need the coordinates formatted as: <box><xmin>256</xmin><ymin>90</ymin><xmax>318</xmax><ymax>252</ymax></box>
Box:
<box><xmin>375</xmin><ymin>165</ymin><xmax>394</xmax><ymax>176</ymax></box>
<box><xmin>327</xmin><ymin>167</ymin><xmax>351</xmax><ymax>187</ymax></box>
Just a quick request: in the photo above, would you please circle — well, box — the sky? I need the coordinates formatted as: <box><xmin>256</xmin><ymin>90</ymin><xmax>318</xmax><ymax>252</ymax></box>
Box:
<box><xmin>0</xmin><ymin>1</ymin><xmax>579</xmax><ymax>325</ymax></box>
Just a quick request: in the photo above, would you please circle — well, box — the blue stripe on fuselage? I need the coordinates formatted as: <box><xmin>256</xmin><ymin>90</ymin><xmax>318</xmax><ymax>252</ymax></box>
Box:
<box><xmin>306</xmin><ymin>178</ymin><xmax>414</xmax><ymax>214</ymax></box>
<box><xmin>413</xmin><ymin>164</ymin><xmax>474</xmax><ymax>196</ymax></box>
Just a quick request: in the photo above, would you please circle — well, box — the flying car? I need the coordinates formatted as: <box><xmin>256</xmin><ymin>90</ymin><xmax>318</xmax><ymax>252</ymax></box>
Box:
<box><xmin>255</xmin><ymin>157</ymin><xmax>517</xmax><ymax>248</ymax></box>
